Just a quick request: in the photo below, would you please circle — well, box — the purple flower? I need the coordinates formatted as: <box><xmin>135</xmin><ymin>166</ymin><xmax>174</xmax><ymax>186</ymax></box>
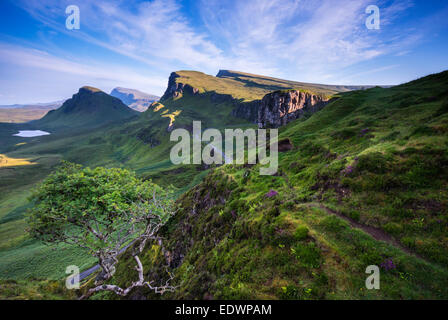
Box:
<box><xmin>342</xmin><ymin>165</ymin><xmax>353</xmax><ymax>176</ymax></box>
<box><xmin>360</xmin><ymin>128</ymin><xmax>370</xmax><ymax>135</ymax></box>
<box><xmin>380</xmin><ymin>258</ymin><xmax>396</xmax><ymax>271</ymax></box>
<box><xmin>265</xmin><ymin>190</ymin><xmax>278</xmax><ymax>198</ymax></box>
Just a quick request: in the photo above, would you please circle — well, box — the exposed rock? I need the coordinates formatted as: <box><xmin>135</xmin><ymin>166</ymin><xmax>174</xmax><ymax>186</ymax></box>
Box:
<box><xmin>258</xmin><ymin>90</ymin><xmax>329</xmax><ymax>128</ymax></box>
<box><xmin>136</xmin><ymin>127</ymin><xmax>160</xmax><ymax>147</ymax></box>
<box><xmin>277</xmin><ymin>138</ymin><xmax>294</xmax><ymax>152</ymax></box>
<box><xmin>160</xmin><ymin>72</ymin><xmax>200</xmax><ymax>101</ymax></box>
<box><xmin>210</xmin><ymin>92</ymin><xmax>234</xmax><ymax>103</ymax></box>
<box><xmin>231</xmin><ymin>99</ymin><xmax>261</xmax><ymax>123</ymax></box>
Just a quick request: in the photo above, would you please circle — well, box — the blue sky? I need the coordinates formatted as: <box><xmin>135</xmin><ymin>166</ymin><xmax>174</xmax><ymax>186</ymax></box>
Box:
<box><xmin>0</xmin><ymin>0</ymin><xmax>447</xmax><ymax>104</ymax></box>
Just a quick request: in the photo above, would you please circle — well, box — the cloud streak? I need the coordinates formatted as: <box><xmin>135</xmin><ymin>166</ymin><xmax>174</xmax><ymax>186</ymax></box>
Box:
<box><xmin>1</xmin><ymin>0</ymin><xmax>447</xmax><ymax>103</ymax></box>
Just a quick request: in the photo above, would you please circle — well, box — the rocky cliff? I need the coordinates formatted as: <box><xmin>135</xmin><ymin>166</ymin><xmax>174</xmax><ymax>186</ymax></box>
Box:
<box><xmin>231</xmin><ymin>99</ymin><xmax>261</xmax><ymax>123</ymax></box>
<box><xmin>258</xmin><ymin>90</ymin><xmax>329</xmax><ymax>128</ymax></box>
<box><xmin>160</xmin><ymin>72</ymin><xmax>200</xmax><ymax>101</ymax></box>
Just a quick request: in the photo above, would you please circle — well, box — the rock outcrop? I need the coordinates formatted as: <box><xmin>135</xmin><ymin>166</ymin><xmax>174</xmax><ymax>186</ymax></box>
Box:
<box><xmin>258</xmin><ymin>90</ymin><xmax>329</xmax><ymax>128</ymax></box>
<box><xmin>160</xmin><ymin>72</ymin><xmax>200</xmax><ymax>101</ymax></box>
<box><xmin>231</xmin><ymin>99</ymin><xmax>261</xmax><ymax>123</ymax></box>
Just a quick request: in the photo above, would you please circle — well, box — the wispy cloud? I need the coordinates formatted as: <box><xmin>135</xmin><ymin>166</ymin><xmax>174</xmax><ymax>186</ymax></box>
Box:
<box><xmin>199</xmin><ymin>0</ymin><xmax>425</xmax><ymax>82</ymax></box>
<box><xmin>0</xmin><ymin>43</ymin><xmax>166</xmax><ymax>88</ymax></box>
<box><xmin>15</xmin><ymin>0</ymin><xmax>226</xmax><ymax>72</ymax></box>
<box><xmin>1</xmin><ymin>0</ymin><xmax>447</xmax><ymax>103</ymax></box>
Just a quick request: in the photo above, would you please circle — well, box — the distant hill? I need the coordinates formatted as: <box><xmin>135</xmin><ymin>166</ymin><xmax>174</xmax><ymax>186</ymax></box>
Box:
<box><xmin>110</xmin><ymin>87</ymin><xmax>159</xmax><ymax>112</ymax></box>
<box><xmin>0</xmin><ymin>101</ymin><xmax>64</xmax><ymax>123</ymax></box>
<box><xmin>0</xmin><ymin>101</ymin><xmax>64</xmax><ymax>110</ymax></box>
<box><xmin>34</xmin><ymin>86</ymin><xmax>138</xmax><ymax>130</ymax></box>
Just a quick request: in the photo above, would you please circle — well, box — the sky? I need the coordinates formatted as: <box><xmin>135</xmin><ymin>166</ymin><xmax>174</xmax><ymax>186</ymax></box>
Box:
<box><xmin>0</xmin><ymin>0</ymin><xmax>447</xmax><ymax>104</ymax></box>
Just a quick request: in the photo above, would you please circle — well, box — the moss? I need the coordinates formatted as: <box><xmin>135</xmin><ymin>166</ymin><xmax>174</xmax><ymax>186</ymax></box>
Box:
<box><xmin>294</xmin><ymin>226</ymin><xmax>309</xmax><ymax>241</ymax></box>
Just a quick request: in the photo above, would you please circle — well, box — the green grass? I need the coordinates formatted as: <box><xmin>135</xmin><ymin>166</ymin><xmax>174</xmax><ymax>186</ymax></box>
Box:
<box><xmin>0</xmin><ymin>279</ymin><xmax>73</xmax><ymax>300</ymax></box>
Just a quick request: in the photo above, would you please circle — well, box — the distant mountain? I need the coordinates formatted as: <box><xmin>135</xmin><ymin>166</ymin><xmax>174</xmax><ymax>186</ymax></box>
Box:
<box><xmin>34</xmin><ymin>86</ymin><xmax>138</xmax><ymax>129</ymax></box>
<box><xmin>110</xmin><ymin>87</ymin><xmax>159</xmax><ymax>112</ymax></box>
<box><xmin>0</xmin><ymin>101</ymin><xmax>65</xmax><ymax>123</ymax></box>
<box><xmin>0</xmin><ymin>100</ymin><xmax>64</xmax><ymax>110</ymax></box>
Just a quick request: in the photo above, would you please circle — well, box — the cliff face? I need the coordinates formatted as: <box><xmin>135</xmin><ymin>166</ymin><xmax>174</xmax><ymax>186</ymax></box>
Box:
<box><xmin>258</xmin><ymin>90</ymin><xmax>329</xmax><ymax>128</ymax></box>
<box><xmin>160</xmin><ymin>72</ymin><xmax>199</xmax><ymax>101</ymax></box>
<box><xmin>231</xmin><ymin>100</ymin><xmax>261</xmax><ymax>123</ymax></box>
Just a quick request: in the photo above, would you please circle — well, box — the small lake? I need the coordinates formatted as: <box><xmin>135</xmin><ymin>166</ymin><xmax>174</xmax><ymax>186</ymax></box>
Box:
<box><xmin>13</xmin><ymin>130</ymin><xmax>51</xmax><ymax>137</ymax></box>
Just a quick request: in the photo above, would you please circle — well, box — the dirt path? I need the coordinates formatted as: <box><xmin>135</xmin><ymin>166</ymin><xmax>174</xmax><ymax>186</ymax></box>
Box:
<box><xmin>313</xmin><ymin>203</ymin><xmax>426</xmax><ymax>261</ymax></box>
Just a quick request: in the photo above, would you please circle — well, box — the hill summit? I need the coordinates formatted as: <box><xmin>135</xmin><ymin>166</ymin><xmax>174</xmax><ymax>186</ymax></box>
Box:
<box><xmin>35</xmin><ymin>86</ymin><xmax>138</xmax><ymax>129</ymax></box>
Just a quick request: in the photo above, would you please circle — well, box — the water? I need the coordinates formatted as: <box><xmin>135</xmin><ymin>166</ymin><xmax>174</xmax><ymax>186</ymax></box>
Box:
<box><xmin>13</xmin><ymin>130</ymin><xmax>51</xmax><ymax>137</ymax></box>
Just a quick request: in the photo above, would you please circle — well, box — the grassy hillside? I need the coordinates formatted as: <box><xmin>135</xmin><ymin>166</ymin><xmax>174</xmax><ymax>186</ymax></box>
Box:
<box><xmin>96</xmin><ymin>70</ymin><xmax>448</xmax><ymax>300</ymax></box>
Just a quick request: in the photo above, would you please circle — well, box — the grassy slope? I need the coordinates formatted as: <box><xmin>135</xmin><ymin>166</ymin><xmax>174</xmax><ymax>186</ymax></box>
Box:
<box><xmin>101</xmin><ymin>71</ymin><xmax>448</xmax><ymax>300</ymax></box>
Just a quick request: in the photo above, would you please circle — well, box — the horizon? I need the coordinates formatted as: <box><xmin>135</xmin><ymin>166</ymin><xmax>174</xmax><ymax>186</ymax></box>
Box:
<box><xmin>1</xmin><ymin>0</ymin><xmax>448</xmax><ymax>104</ymax></box>
<box><xmin>0</xmin><ymin>68</ymin><xmax>403</xmax><ymax>106</ymax></box>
